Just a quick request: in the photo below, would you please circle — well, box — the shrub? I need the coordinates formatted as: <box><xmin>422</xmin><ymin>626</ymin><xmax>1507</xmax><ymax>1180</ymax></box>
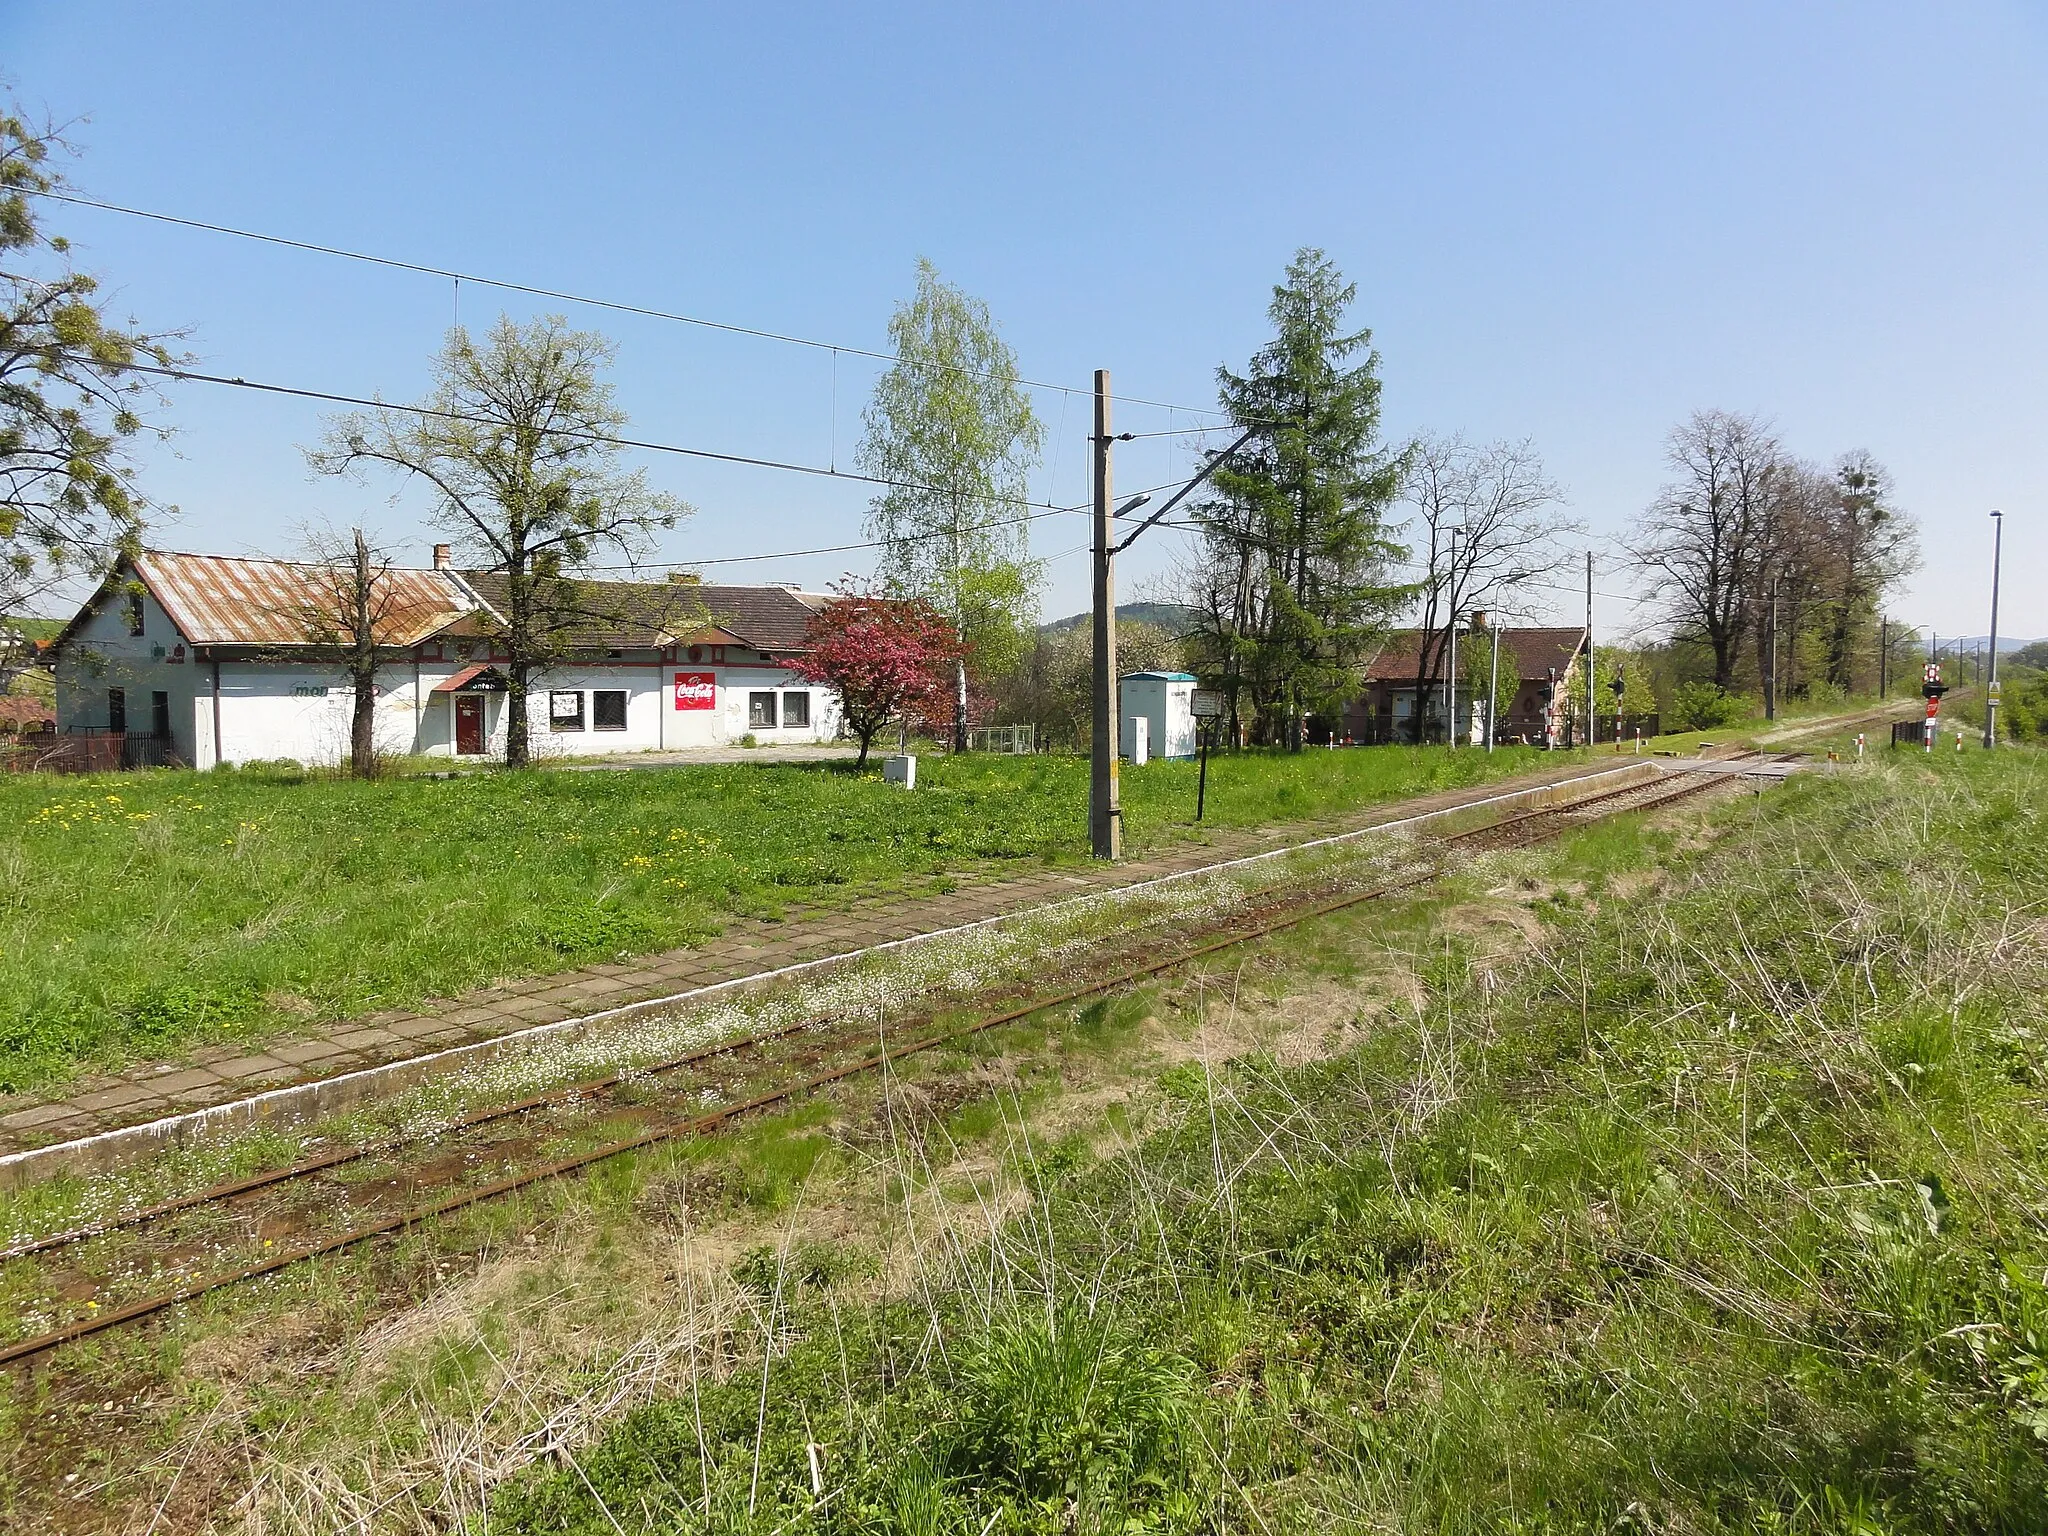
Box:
<box><xmin>1670</xmin><ymin>680</ymin><xmax>1746</xmax><ymax>730</ymax></box>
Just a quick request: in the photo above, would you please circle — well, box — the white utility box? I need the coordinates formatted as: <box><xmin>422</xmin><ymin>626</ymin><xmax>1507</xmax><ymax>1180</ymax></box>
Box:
<box><xmin>883</xmin><ymin>754</ymin><xmax>917</xmax><ymax>789</ymax></box>
<box><xmin>1120</xmin><ymin>671</ymin><xmax>1199</xmax><ymax>761</ymax></box>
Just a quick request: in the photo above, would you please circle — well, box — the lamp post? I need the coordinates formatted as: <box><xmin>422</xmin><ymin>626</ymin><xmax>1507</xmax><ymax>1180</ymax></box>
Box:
<box><xmin>1984</xmin><ymin>510</ymin><xmax>2004</xmax><ymax>748</ymax></box>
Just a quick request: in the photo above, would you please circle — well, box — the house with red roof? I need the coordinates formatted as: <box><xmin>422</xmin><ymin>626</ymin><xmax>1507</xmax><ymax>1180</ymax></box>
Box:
<box><xmin>1336</xmin><ymin>614</ymin><xmax>1590</xmax><ymax>746</ymax></box>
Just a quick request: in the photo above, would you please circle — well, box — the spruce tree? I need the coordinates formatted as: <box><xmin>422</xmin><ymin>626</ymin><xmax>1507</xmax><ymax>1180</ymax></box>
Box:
<box><xmin>1194</xmin><ymin>249</ymin><xmax>1410</xmax><ymax>748</ymax></box>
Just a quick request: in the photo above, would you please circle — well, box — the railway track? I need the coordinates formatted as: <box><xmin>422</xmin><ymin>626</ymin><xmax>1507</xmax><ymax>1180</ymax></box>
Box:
<box><xmin>0</xmin><ymin>759</ymin><xmax>1778</xmax><ymax>1367</ymax></box>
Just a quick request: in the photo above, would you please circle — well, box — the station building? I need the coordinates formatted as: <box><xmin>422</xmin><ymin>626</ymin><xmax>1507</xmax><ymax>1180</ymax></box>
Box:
<box><xmin>44</xmin><ymin>547</ymin><xmax>841</xmax><ymax>769</ymax></box>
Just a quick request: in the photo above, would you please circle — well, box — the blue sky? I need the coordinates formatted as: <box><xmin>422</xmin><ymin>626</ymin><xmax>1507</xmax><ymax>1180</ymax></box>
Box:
<box><xmin>7</xmin><ymin>2</ymin><xmax>2044</xmax><ymax>644</ymax></box>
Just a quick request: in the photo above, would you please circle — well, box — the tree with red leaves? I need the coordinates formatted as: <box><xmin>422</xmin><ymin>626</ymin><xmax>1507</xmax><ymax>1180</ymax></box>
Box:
<box><xmin>793</xmin><ymin>585</ymin><xmax>963</xmax><ymax>768</ymax></box>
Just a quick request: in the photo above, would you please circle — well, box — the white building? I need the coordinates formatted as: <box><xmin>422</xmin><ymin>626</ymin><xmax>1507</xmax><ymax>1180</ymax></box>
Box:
<box><xmin>1120</xmin><ymin>671</ymin><xmax>1199</xmax><ymax>761</ymax></box>
<box><xmin>47</xmin><ymin>549</ymin><xmax>842</xmax><ymax>769</ymax></box>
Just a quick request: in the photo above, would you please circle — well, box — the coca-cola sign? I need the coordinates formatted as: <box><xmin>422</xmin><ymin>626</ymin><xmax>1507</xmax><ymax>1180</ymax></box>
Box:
<box><xmin>673</xmin><ymin>671</ymin><xmax>717</xmax><ymax>711</ymax></box>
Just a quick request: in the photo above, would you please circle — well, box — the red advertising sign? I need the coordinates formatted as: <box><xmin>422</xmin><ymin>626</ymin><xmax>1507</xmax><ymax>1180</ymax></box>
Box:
<box><xmin>673</xmin><ymin>671</ymin><xmax>716</xmax><ymax>711</ymax></box>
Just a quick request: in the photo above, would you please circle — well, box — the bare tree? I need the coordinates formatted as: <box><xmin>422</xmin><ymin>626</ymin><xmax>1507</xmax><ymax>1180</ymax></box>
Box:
<box><xmin>296</xmin><ymin>529</ymin><xmax>400</xmax><ymax>778</ymax></box>
<box><xmin>1632</xmin><ymin>410</ymin><xmax>1784</xmax><ymax>690</ymax></box>
<box><xmin>1401</xmin><ymin>434</ymin><xmax>1573</xmax><ymax>738</ymax></box>
<box><xmin>1817</xmin><ymin>452</ymin><xmax>1918</xmax><ymax>691</ymax></box>
<box><xmin>308</xmin><ymin>316</ymin><xmax>688</xmax><ymax>766</ymax></box>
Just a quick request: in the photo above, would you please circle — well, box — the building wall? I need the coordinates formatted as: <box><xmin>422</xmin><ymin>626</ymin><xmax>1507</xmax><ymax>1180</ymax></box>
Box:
<box><xmin>51</xmin><ymin>588</ymin><xmax>209</xmax><ymax>764</ymax></box>
<box><xmin>56</xmin><ymin>602</ymin><xmax>844</xmax><ymax>767</ymax></box>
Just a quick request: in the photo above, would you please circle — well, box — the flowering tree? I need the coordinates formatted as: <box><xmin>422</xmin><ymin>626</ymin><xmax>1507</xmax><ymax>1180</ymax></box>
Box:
<box><xmin>793</xmin><ymin>585</ymin><xmax>962</xmax><ymax>767</ymax></box>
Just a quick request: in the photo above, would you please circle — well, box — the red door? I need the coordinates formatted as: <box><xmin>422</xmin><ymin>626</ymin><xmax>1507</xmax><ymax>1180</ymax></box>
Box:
<box><xmin>455</xmin><ymin>695</ymin><xmax>485</xmax><ymax>755</ymax></box>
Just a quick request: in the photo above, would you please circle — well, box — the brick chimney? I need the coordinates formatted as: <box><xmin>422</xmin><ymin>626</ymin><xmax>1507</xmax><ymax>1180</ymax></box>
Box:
<box><xmin>433</xmin><ymin>543</ymin><xmax>452</xmax><ymax>571</ymax></box>
<box><xmin>1469</xmin><ymin>609</ymin><xmax>1488</xmax><ymax>632</ymax></box>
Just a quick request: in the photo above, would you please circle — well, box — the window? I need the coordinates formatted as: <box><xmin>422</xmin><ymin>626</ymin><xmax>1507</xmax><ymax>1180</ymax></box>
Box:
<box><xmin>780</xmin><ymin>691</ymin><xmax>810</xmax><ymax>729</ymax></box>
<box><xmin>592</xmin><ymin>690</ymin><xmax>628</xmax><ymax>731</ymax></box>
<box><xmin>151</xmin><ymin>692</ymin><xmax>171</xmax><ymax>741</ymax></box>
<box><xmin>549</xmin><ymin>690</ymin><xmax>585</xmax><ymax>732</ymax></box>
<box><xmin>748</xmin><ymin>691</ymin><xmax>777</xmax><ymax>729</ymax></box>
<box><xmin>108</xmin><ymin>688</ymin><xmax>126</xmax><ymax>733</ymax></box>
<box><xmin>126</xmin><ymin>591</ymin><xmax>145</xmax><ymax>637</ymax></box>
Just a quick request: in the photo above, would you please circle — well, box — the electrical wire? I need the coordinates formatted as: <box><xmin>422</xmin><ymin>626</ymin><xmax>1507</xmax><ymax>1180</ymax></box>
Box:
<box><xmin>570</xmin><ymin>475</ymin><xmax>1204</xmax><ymax>574</ymax></box>
<box><xmin>105</xmin><ymin>354</ymin><xmax>1086</xmax><ymax>511</ymax></box>
<box><xmin>29</xmin><ymin>187</ymin><xmax>1229</xmax><ymax>417</ymax></box>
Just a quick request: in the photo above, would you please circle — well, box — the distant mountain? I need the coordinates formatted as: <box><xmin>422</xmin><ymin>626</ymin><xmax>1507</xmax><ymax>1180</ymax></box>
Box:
<box><xmin>1938</xmin><ymin>636</ymin><xmax>2043</xmax><ymax>651</ymax></box>
<box><xmin>1040</xmin><ymin>602</ymin><xmax>1202</xmax><ymax>637</ymax></box>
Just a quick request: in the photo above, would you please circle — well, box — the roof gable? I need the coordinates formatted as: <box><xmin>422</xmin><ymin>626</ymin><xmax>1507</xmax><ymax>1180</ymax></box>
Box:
<box><xmin>53</xmin><ymin>551</ymin><xmax>480</xmax><ymax>651</ymax></box>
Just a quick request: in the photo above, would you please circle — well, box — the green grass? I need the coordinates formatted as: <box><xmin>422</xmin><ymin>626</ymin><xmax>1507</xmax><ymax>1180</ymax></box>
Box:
<box><xmin>487</xmin><ymin>749</ymin><xmax>2048</xmax><ymax>1534</ymax></box>
<box><xmin>0</xmin><ymin>744</ymin><xmax>1554</xmax><ymax>1090</ymax></box>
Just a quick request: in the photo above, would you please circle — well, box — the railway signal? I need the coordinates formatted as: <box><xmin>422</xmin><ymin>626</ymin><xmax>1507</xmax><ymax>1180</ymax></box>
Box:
<box><xmin>1921</xmin><ymin>661</ymin><xmax>1948</xmax><ymax>752</ymax></box>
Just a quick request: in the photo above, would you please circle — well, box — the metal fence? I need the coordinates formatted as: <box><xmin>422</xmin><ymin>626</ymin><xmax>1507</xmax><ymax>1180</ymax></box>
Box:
<box><xmin>0</xmin><ymin>730</ymin><xmax>178</xmax><ymax>774</ymax></box>
<box><xmin>965</xmin><ymin>724</ymin><xmax>1037</xmax><ymax>755</ymax></box>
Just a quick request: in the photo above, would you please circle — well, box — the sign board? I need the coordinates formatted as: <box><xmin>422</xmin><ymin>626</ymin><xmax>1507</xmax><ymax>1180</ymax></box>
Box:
<box><xmin>551</xmin><ymin>692</ymin><xmax>582</xmax><ymax>721</ymax></box>
<box><xmin>1191</xmin><ymin>688</ymin><xmax>1224</xmax><ymax>719</ymax></box>
<box><xmin>673</xmin><ymin>671</ymin><xmax>716</xmax><ymax>711</ymax></box>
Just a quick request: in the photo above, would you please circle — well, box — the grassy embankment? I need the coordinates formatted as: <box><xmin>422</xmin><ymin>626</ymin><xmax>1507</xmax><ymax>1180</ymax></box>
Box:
<box><xmin>0</xmin><ymin>744</ymin><xmax>1554</xmax><ymax>1091</ymax></box>
<box><xmin>469</xmin><ymin>746</ymin><xmax>2048</xmax><ymax>1533</ymax></box>
<box><xmin>24</xmin><ymin>737</ymin><xmax>2040</xmax><ymax>1532</ymax></box>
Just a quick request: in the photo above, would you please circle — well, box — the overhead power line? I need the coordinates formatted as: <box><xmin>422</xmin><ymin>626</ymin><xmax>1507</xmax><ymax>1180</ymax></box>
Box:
<box><xmin>104</xmin><ymin>354</ymin><xmax>1085</xmax><ymax>510</ymax></box>
<box><xmin>30</xmin><ymin>187</ymin><xmax>1229</xmax><ymax>418</ymax></box>
<box><xmin>578</xmin><ymin>476</ymin><xmax>1201</xmax><ymax>573</ymax></box>
<box><xmin>101</xmin><ymin>348</ymin><xmax>1211</xmax><ymax>575</ymax></box>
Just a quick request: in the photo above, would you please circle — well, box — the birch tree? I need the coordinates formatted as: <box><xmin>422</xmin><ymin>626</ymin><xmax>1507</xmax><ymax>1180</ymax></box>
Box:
<box><xmin>858</xmin><ymin>261</ymin><xmax>1044</xmax><ymax>751</ymax></box>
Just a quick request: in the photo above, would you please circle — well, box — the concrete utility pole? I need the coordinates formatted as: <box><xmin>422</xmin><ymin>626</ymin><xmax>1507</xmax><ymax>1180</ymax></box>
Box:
<box><xmin>1485</xmin><ymin>622</ymin><xmax>1500</xmax><ymax>753</ymax></box>
<box><xmin>1583</xmin><ymin>551</ymin><xmax>1594</xmax><ymax>749</ymax></box>
<box><xmin>1090</xmin><ymin>370</ymin><xmax>1120</xmax><ymax>860</ymax></box>
<box><xmin>1879</xmin><ymin>617</ymin><xmax>1888</xmax><ymax>699</ymax></box>
<box><xmin>1985</xmin><ymin>509</ymin><xmax>2005</xmax><ymax>748</ymax></box>
<box><xmin>1764</xmin><ymin>577</ymin><xmax>1779</xmax><ymax>721</ymax></box>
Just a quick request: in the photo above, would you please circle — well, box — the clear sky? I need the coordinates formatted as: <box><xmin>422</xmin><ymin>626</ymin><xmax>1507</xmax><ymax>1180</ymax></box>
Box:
<box><xmin>6</xmin><ymin>2</ymin><xmax>2044</xmax><ymax>645</ymax></box>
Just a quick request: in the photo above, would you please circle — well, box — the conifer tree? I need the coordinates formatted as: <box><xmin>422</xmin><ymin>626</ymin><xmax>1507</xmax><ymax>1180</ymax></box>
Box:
<box><xmin>1190</xmin><ymin>249</ymin><xmax>1410</xmax><ymax>748</ymax></box>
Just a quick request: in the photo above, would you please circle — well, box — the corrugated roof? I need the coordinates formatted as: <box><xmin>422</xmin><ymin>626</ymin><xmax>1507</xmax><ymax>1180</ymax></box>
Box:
<box><xmin>106</xmin><ymin>551</ymin><xmax>478</xmax><ymax>648</ymax></box>
<box><xmin>458</xmin><ymin>572</ymin><xmax>824</xmax><ymax>653</ymax></box>
<box><xmin>1363</xmin><ymin>626</ymin><xmax>1586</xmax><ymax>682</ymax></box>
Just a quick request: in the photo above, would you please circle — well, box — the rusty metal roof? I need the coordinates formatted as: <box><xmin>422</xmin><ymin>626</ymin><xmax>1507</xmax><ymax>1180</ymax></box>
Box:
<box><xmin>122</xmin><ymin>551</ymin><xmax>479</xmax><ymax>648</ymax></box>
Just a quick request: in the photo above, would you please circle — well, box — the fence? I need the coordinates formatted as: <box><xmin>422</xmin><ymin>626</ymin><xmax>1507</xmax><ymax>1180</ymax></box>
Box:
<box><xmin>0</xmin><ymin>730</ymin><xmax>178</xmax><ymax>774</ymax></box>
<box><xmin>1572</xmin><ymin>713</ymin><xmax>1662</xmax><ymax>746</ymax></box>
<box><xmin>964</xmin><ymin>724</ymin><xmax>1036</xmax><ymax>755</ymax></box>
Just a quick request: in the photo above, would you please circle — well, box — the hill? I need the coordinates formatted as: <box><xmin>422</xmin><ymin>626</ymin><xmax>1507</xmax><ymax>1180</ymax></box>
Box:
<box><xmin>1039</xmin><ymin>601</ymin><xmax>1201</xmax><ymax>637</ymax></box>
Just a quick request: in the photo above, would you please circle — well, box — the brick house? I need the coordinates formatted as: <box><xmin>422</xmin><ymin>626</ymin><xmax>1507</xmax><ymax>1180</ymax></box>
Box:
<box><xmin>1336</xmin><ymin>616</ymin><xmax>1589</xmax><ymax>745</ymax></box>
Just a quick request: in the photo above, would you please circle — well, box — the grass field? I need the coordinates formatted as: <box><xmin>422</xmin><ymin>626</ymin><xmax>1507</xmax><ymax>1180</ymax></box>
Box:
<box><xmin>465</xmin><ymin>747</ymin><xmax>2048</xmax><ymax>1535</ymax></box>
<box><xmin>0</xmin><ymin>744</ymin><xmax>1553</xmax><ymax>1091</ymax></box>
